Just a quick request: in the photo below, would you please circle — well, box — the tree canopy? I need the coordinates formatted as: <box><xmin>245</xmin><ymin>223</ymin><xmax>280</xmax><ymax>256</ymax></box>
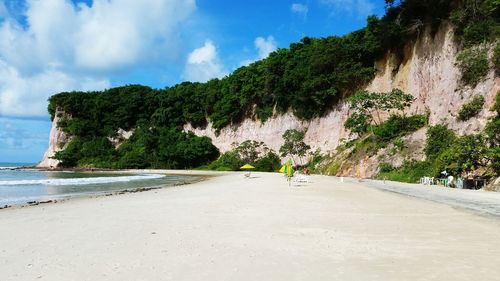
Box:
<box><xmin>46</xmin><ymin>0</ymin><xmax>499</xmax><ymax>169</ymax></box>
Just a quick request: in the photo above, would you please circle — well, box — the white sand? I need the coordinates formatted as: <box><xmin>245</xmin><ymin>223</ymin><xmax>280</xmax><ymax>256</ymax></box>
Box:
<box><xmin>1</xmin><ymin>172</ymin><xmax>500</xmax><ymax>281</ymax></box>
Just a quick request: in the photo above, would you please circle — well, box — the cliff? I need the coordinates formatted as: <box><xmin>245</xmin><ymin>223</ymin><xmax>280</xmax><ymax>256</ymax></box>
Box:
<box><xmin>184</xmin><ymin>24</ymin><xmax>499</xmax><ymax>177</ymax></box>
<box><xmin>38</xmin><ymin>25</ymin><xmax>499</xmax><ymax>175</ymax></box>
<box><xmin>37</xmin><ymin>113</ymin><xmax>69</xmax><ymax>168</ymax></box>
<box><xmin>37</xmin><ymin>115</ymin><xmax>133</xmax><ymax>168</ymax></box>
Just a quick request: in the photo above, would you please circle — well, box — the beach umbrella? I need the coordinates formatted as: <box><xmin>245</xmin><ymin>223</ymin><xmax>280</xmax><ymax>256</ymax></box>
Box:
<box><xmin>279</xmin><ymin>165</ymin><xmax>285</xmax><ymax>173</ymax></box>
<box><xmin>240</xmin><ymin>164</ymin><xmax>255</xmax><ymax>178</ymax></box>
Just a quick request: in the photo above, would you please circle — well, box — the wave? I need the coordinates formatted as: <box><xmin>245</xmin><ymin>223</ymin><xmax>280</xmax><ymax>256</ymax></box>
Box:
<box><xmin>0</xmin><ymin>167</ymin><xmax>18</xmax><ymax>170</ymax></box>
<box><xmin>0</xmin><ymin>174</ymin><xmax>165</xmax><ymax>186</ymax></box>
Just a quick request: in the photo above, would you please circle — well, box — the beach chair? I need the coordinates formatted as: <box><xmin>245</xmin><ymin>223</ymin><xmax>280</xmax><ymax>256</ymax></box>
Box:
<box><xmin>420</xmin><ymin>177</ymin><xmax>434</xmax><ymax>185</ymax></box>
<box><xmin>293</xmin><ymin>172</ymin><xmax>309</xmax><ymax>183</ymax></box>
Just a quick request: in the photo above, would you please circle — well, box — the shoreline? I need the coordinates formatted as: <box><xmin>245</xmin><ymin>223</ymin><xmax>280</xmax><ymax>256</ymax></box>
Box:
<box><xmin>0</xmin><ymin>169</ymin><xmax>225</xmax><ymax>211</ymax></box>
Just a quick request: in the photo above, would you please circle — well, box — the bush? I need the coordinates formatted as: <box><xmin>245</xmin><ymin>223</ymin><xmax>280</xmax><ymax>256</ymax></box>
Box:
<box><xmin>308</xmin><ymin>149</ymin><xmax>326</xmax><ymax>172</ymax></box>
<box><xmin>437</xmin><ymin>134</ymin><xmax>490</xmax><ymax>172</ymax></box>
<box><xmin>462</xmin><ymin>19</ymin><xmax>496</xmax><ymax>47</ymax></box>
<box><xmin>207</xmin><ymin>151</ymin><xmax>243</xmax><ymax>171</ymax></box>
<box><xmin>344</xmin><ymin>112</ymin><xmax>370</xmax><ymax>135</ymax></box>
<box><xmin>379</xmin><ymin>162</ymin><xmax>395</xmax><ymax>173</ymax></box>
<box><xmin>425</xmin><ymin>125</ymin><xmax>457</xmax><ymax>159</ymax></box>
<box><xmin>457</xmin><ymin>95</ymin><xmax>485</xmax><ymax>121</ymax></box>
<box><xmin>450</xmin><ymin>0</ymin><xmax>500</xmax><ymax>47</ymax></box>
<box><xmin>485</xmin><ymin>91</ymin><xmax>500</xmax><ymax>146</ymax></box>
<box><xmin>494</xmin><ymin>41</ymin><xmax>500</xmax><ymax>75</ymax></box>
<box><xmin>378</xmin><ymin>160</ymin><xmax>436</xmax><ymax>183</ymax></box>
<box><xmin>456</xmin><ymin>47</ymin><xmax>490</xmax><ymax>87</ymax></box>
<box><xmin>393</xmin><ymin>138</ymin><xmax>405</xmax><ymax>151</ymax></box>
<box><xmin>372</xmin><ymin>114</ymin><xmax>427</xmax><ymax>141</ymax></box>
<box><xmin>254</xmin><ymin>152</ymin><xmax>281</xmax><ymax>172</ymax></box>
<box><xmin>53</xmin><ymin>137</ymin><xmax>118</xmax><ymax>168</ymax></box>
<box><xmin>206</xmin><ymin>141</ymin><xmax>281</xmax><ymax>172</ymax></box>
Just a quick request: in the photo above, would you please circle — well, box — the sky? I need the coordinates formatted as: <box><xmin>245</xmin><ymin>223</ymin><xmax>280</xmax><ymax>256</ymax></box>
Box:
<box><xmin>0</xmin><ymin>0</ymin><xmax>385</xmax><ymax>163</ymax></box>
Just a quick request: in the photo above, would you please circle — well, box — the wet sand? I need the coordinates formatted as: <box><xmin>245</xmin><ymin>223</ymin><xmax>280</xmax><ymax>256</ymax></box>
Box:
<box><xmin>1</xmin><ymin>172</ymin><xmax>499</xmax><ymax>281</ymax></box>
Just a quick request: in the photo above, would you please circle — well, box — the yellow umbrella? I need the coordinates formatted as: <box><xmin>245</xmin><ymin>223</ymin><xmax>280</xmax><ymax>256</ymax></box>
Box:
<box><xmin>241</xmin><ymin>164</ymin><xmax>255</xmax><ymax>178</ymax></box>
<box><xmin>279</xmin><ymin>165</ymin><xmax>285</xmax><ymax>173</ymax></box>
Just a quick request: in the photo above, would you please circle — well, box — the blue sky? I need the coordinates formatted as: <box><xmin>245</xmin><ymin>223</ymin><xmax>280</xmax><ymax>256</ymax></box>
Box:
<box><xmin>0</xmin><ymin>0</ymin><xmax>385</xmax><ymax>163</ymax></box>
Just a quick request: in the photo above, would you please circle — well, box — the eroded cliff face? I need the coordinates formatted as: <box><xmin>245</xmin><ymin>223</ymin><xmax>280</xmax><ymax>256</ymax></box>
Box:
<box><xmin>184</xmin><ymin>24</ymin><xmax>499</xmax><ymax>177</ymax></box>
<box><xmin>37</xmin><ymin>114</ymin><xmax>133</xmax><ymax>168</ymax></box>
<box><xmin>367</xmin><ymin>24</ymin><xmax>499</xmax><ymax>135</ymax></box>
<box><xmin>37</xmin><ymin>113</ymin><xmax>69</xmax><ymax>168</ymax></box>
<box><xmin>39</xmin><ymin>25</ymin><xmax>498</xmax><ymax>175</ymax></box>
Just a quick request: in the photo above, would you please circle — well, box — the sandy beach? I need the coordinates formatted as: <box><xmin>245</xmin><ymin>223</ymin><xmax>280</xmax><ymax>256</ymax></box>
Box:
<box><xmin>1</xmin><ymin>172</ymin><xmax>500</xmax><ymax>281</ymax></box>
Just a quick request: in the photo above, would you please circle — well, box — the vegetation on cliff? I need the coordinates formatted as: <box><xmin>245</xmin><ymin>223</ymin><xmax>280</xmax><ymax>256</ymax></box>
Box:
<box><xmin>201</xmin><ymin>140</ymin><xmax>281</xmax><ymax>172</ymax></box>
<box><xmin>47</xmin><ymin>0</ymin><xmax>499</xmax><ymax>169</ymax></box>
<box><xmin>457</xmin><ymin>95</ymin><xmax>485</xmax><ymax>121</ymax></box>
<box><xmin>377</xmin><ymin>91</ymin><xmax>500</xmax><ymax>183</ymax></box>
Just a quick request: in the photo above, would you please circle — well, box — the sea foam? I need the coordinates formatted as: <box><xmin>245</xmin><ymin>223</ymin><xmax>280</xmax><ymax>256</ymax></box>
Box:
<box><xmin>0</xmin><ymin>174</ymin><xmax>165</xmax><ymax>186</ymax></box>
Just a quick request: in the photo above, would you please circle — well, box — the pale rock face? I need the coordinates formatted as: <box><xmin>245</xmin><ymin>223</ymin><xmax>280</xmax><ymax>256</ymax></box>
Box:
<box><xmin>367</xmin><ymin>24</ymin><xmax>499</xmax><ymax>136</ymax></box>
<box><xmin>184</xmin><ymin>24</ymin><xmax>499</xmax><ymax>177</ymax></box>
<box><xmin>37</xmin><ymin>113</ymin><xmax>69</xmax><ymax>168</ymax></box>
<box><xmin>37</xmin><ymin>123</ymin><xmax>134</xmax><ymax>168</ymax></box>
<box><xmin>40</xmin><ymin>25</ymin><xmax>499</xmax><ymax>177</ymax></box>
<box><xmin>184</xmin><ymin>102</ymin><xmax>351</xmax><ymax>156</ymax></box>
<box><xmin>108</xmin><ymin>128</ymin><xmax>134</xmax><ymax>149</ymax></box>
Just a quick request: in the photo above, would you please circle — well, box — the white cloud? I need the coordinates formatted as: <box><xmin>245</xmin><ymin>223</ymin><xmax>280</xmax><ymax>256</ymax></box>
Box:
<box><xmin>183</xmin><ymin>40</ymin><xmax>228</xmax><ymax>82</ymax></box>
<box><xmin>255</xmin><ymin>36</ymin><xmax>277</xmax><ymax>59</ymax></box>
<box><xmin>291</xmin><ymin>3</ymin><xmax>308</xmax><ymax>19</ymax></box>
<box><xmin>240</xmin><ymin>36</ymin><xmax>277</xmax><ymax>67</ymax></box>
<box><xmin>0</xmin><ymin>0</ymin><xmax>197</xmax><ymax>117</ymax></box>
<box><xmin>0</xmin><ymin>59</ymin><xmax>110</xmax><ymax>117</ymax></box>
<box><xmin>320</xmin><ymin>0</ymin><xmax>374</xmax><ymax>18</ymax></box>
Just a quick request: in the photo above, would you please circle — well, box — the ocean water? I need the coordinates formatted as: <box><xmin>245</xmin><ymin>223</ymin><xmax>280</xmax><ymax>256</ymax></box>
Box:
<box><xmin>0</xmin><ymin>163</ymin><xmax>198</xmax><ymax>207</ymax></box>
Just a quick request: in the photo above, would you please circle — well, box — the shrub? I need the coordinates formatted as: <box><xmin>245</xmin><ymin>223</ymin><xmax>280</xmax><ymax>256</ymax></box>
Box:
<box><xmin>344</xmin><ymin>112</ymin><xmax>370</xmax><ymax>135</ymax></box>
<box><xmin>425</xmin><ymin>125</ymin><xmax>457</xmax><ymax>159</ymax></box>
<box><xmin>437</xmin><ymin>134</ymin><xmax>490</xmax><ymax>172</ymax></box>
<box><xmin>345</xmin><ymin>89</ymin><xmax>415</xmax><ymax>135</ymax></box>
<box><xmin>485</xmin><ymin>91</ymin><xmax>500</xmax><ymax>146</ymax></box>
<box><xmin>450</xmin><ymin>1</ymin><xmax>500</xmax><ymax>47</ymax></box>
<box><xmin>456</xmin><ymin>47</ymin><xmax>490</xmax><ymax>87</ymax></box>
<box><xmin>206</xmin><ymin>141</ymin><xmax>281</xmax><ymax>172</ymax></box>
<box><xmin>207</xmin><ymin>151</ymin><xmax>243</xmax><ymax>171</ymax></box>
<box><xmin>254</xmin><ymin>152</ymin><xmax>281</xmax><ymax>172</ymax></box>
<box><xmin>462</xmin><ymin>20</ymin><xmax>496</xmax><ymax>47</ymax></box>
<box><xmin>457</xmin><ymin>95</ymin><xmax>485</xmax><ymax>121</ymax></box>
<box><xmin>378</xmin><ymin>160</ymin><xmax>436</xmax><ymax>183</ymax></box>
<box><xmin>372</xmin><ymin>114</ymin><xmax>427</xmax><ymax>141</ymax></box>
<box><xmin>326</xmin><ymin>161</ymin><xmax>342</xmax><ymax>176</ymax></box>
<box><xmin>307</xmin><ymin>149</ymin><xmax>326</xmax><ymax>172</ymax></box>
<box><xmin>393</xmin><ymin>138</ymin><xmax>405</xmax><ymax>151</ymax></box>
<box><xmin>379</xmin><ymin>162</ymin><xmax>395</xmax><ymax>173</ymax></box>
<box><xmin>494</xmin><ymin>41</ymin><xmax>500</xmax><ymax>75</ymax></box>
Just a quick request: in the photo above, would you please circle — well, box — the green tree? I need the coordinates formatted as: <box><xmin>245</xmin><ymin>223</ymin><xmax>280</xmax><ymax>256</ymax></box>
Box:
<box><xmin>425</xmin><ymin>125</ymin><xmax>457</xmax><ymax>159</ymax></box>
<box><xmin>232</xmin><ymin>140</ymin><xmax>269</xmax><ymax>163</ymax></box>
<box><xmin>279</xmin><ymin>129</ymin><xmax>311</xmax><ymax>165</ymax></box>
<box><xmin>345</xmin><ymin>89</ymin><xmax>414</xmax><ymax>135</ymax></box>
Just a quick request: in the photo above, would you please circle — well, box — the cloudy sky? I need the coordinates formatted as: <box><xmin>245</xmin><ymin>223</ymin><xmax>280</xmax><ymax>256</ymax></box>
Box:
<box><xmin>0</xmin><ymin>0</ymin><xmax>384</xmax><ymax>163</ymax></box>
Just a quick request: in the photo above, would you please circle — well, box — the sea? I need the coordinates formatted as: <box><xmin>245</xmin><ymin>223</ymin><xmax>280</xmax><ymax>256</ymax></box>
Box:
<box><xmin>0</xmin><ymin>162</ymin><xmax>199</xmax><ymax>207</ymax></box>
